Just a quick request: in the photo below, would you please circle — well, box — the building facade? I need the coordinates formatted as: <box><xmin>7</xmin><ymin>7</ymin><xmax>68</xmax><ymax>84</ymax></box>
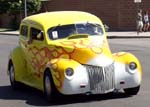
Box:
<box><xmin>41</xmin><ymin>0</ymin><xmax>150</xmax><ymax>31</ymax></box>
<box><xmin>1</xmin><ymin>0</ymin><xmax>150</xmax><ymax>31</ymax></box>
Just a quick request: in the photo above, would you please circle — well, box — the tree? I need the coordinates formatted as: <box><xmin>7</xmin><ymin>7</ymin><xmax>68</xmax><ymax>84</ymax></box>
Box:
<box><xmin>0</xmin><ymin>0</ymin><xmax>41</xmax><ymax>15</ymax></box>
<box><xmin>8</xmin><ymin>0</ymin><xmax>41</xmax><ymax>15</ymax></box>
<box><xmin>0</xmin><ymin>0</ymin><xmax>10</xmax><ymax>14</ymax></box>
<box><xmin>0</xmin><ymin>0</ymin><xmax>42</xmax><ymax>29</ymax></box>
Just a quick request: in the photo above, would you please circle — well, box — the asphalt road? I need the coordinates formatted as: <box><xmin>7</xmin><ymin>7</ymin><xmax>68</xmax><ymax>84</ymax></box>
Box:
<box><xmin>0</xmin><ymin>34</ymin><xmax>150</xmax><ymax>107</ymax></box>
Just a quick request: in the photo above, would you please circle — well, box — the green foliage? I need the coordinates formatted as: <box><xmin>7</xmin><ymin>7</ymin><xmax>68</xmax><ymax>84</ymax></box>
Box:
<box><xmin>0</xmin><ymin>0</ymin><xmax>10</xmax><ymax>14</ymax></box>
<box><xmin>8</xmin><ymin>0</ymin><xmax>22</xmax><ymax>15</ymax></box>
<box><xmin>26</xmin><ymin>0</ymin><xmax>41</xmax><ymax>14</ymax></box>
<box><xmin>0</xmin><ymin>0</ymin><xmax>41</xmax><ymax>15</ymax></box>
<box><xmin>0</xmin><ymin>0</ymin><xmax>42</xmax><ymax>29</ymax></box>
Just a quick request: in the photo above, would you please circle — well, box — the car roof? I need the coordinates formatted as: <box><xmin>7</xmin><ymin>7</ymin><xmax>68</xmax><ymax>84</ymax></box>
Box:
<box><xmin>21</xmin><ymin>11</ymin><xmax>103</xmax><ymax>30</ymax></box>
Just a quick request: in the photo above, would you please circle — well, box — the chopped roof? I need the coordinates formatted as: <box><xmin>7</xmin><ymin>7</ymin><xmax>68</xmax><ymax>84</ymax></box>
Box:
<box><xmin>22</xmin><ymin>11</ymin><xmax>102</xmax><ymax>30</ymax></box>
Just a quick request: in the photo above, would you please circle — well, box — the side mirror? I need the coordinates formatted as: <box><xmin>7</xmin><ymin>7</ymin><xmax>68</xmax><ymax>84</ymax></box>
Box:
<box><xmin>37</xmin><ymin>31</ymin><xmax>44</xmax><ymax>40</ymax></box>
<box><xmin>104</xmin><ymin>24</ymin><xmax>109</xmax><ymax>32</ymax></box>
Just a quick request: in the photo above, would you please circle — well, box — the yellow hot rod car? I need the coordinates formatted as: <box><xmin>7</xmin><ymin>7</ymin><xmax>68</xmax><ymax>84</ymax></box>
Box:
<box><xmin>8</xmin><ymin>11</ymin><xmax>142</xmax><ymax>101</ymax></box>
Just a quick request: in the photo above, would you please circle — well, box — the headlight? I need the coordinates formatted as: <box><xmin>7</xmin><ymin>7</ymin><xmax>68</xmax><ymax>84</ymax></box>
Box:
<box><xmin>129</xmin><ymin>62</ymin><xmax>137</xmax><ymax>70</ymax></box>
<box><xmin>65</xmin><ymin>68</ymin><xmax>74</xmax><ymax>76</ymax></box>
<box><xmin>126</xmin><ymin>62</ymin><xmax>137</xmax><ymax>74</ymax></box>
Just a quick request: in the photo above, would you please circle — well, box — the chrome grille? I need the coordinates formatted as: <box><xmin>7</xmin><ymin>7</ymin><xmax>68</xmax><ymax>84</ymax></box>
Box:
<box><xmin>83</xmin><ymin>63</ymin><xmax>115</xmax><ymax>94</ymax></box>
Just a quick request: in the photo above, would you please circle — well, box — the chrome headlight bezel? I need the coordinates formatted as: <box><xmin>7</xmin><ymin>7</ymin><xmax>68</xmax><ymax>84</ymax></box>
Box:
<box><xmin>129</xmin><ymin>62</ymin><xmax>137</xmax><ymax>70</ymax></box>
<box><xmin>127</xmin><ymin>62</ymin><xmax>137</xmax><ymax>74</ymax></box>
<box><xmin>65</xmin><ymin>68</ymin><xmax>74</xmax><ymax>77</ymax></box>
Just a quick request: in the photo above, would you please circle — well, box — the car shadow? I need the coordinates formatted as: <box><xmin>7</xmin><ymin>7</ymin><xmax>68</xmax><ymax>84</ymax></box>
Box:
<box><xmin>0</xmin><ymin>85</ymin><xmax>131</xmax><ymax>106</ymax></box>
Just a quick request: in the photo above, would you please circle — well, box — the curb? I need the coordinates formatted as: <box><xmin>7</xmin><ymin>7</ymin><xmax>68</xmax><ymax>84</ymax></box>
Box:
<box><xmin>0</xmin><ymin>33</ymin><xmax>19</xmax><ymax>36</ymax></box>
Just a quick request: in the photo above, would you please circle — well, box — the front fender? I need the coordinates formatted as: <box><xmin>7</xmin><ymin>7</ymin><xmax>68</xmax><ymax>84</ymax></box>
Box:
<box><xmin>46</xmin><ymin>58</ymin><xmax>89</xmax><ymax>94</ymax></box>
<box><xmin>113</xmin><ymin>52</ymin><xmax>142</xmax><ymax>89</ymax></box>
<box><xmin>8</xmin><ymin>46</ymin><xmax>26</xmax><ymax>81</ymax></box>
<box><xmin>113</xmin><ymin>52</ymin><xmax>142</xmax><ymax>77</ymax></box>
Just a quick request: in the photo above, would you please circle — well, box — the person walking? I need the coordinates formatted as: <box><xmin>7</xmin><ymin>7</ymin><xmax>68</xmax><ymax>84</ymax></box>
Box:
<box><xmin>136</xmin><ymin>9</ymin><xmax>143</xmax><ymax>35</ymax></box>
<box><xmin>143</xmin><ymin>11</ymin><xmax>150</xmax><ymax>32</ymax></box>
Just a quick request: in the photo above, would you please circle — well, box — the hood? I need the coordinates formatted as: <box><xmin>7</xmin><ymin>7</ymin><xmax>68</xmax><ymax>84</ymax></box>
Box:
<box><xmin>48</xmin><ymin>36</ymin><xmax>113</xmax><ymax>66</ymax></box>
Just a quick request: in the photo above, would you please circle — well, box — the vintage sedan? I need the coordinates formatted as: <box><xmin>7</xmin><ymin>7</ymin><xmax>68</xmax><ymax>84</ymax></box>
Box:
<box><xmin>8</xmin><ymin>11</ymin><xmax>142</xmax><ymax>101</ymax></box>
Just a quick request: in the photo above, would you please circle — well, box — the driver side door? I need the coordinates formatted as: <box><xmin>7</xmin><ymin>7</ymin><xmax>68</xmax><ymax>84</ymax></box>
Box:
<box><xmin>25</xmin><ymin>27</ymin><xmax>46</xmax><ymax>87</ymax></box>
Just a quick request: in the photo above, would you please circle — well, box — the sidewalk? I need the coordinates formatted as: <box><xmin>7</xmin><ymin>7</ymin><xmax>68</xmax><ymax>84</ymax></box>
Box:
<box><xmin>0</xmin><ymin>31</ymin><xmax>150</xmax><ymax>38</ymax></box>
<box><xmin>0</xmin><ymin>31</ymin><xmax>19</xmax><ymax>36</ymax></box>
<box><xmin>107</xmin><ymin>31</ymin><xmax>150</xmax><ymax>38</ymax></box>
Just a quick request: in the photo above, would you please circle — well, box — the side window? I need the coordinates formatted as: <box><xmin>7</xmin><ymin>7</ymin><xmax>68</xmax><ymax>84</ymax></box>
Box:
<box><xmin>20</xmin><ymin>25</ymin><xmax>28</xmax><ymax>37</ymax></box>
<box><xmin>30</xmin><ymin>28</ymin><xmax>44</xmax><ymax>41</ymax></box>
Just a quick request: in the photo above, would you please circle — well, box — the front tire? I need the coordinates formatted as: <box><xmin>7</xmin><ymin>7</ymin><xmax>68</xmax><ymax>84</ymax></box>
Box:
<box><xmin>43</xmin><ymin>70</ymin><xmax>57</xmax><ymax>102</ymax></box>
<box><xmin>124</xmin><ymin>86</ymin><xmax>140</xmax><ymax>95</ymax></box>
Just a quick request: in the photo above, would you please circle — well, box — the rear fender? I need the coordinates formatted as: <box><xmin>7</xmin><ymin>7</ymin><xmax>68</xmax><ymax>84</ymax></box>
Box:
<box><xmin>8</xmin><ymin>46</ymin><xmax>26</xmax><ymax>81</ymax></box>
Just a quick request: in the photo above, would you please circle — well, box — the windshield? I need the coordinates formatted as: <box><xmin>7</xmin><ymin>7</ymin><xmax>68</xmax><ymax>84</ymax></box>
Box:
<box><xmin>48</xmin><ymin>23</ymin><xmax>103</xmax><ymax>40</ymax></box>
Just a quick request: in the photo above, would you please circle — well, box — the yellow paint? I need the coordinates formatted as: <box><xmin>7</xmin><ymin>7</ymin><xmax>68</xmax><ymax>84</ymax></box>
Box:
<box><xmin>9</xmin><ymin>11</ymin><xmax>142</xmax><ymax>92</ymax></box>
<box><xmin>59</xmin><ymin>54</ymin><xmax>70</xmax><ymax>59</ymax></box>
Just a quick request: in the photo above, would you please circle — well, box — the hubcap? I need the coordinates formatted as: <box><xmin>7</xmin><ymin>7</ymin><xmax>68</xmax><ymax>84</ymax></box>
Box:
<box><xmin>10</xmin><ymin>65</ymin><xmax>15</xmax><ymax>83</ymax></box>
<box><xmin>45</xmin><ymin>76</ymin><xmax>51</xmax><ymax>95</ymax></box>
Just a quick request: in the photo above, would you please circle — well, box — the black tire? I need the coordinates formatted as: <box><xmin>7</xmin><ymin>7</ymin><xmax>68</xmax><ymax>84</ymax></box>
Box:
<box><xmin>43</xmin><ymin>70</ymin><xmax>57</xmax><ymax>102</ymax></box>
<box><xmin>124</xmin><ymin>86</ymin><xmax>140</xmax><ymax>96</ymax></box>
<box><xmin>8</xmin><ymin>62</ymin><xmax>19</xmax><ymax>89</ymax></box>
